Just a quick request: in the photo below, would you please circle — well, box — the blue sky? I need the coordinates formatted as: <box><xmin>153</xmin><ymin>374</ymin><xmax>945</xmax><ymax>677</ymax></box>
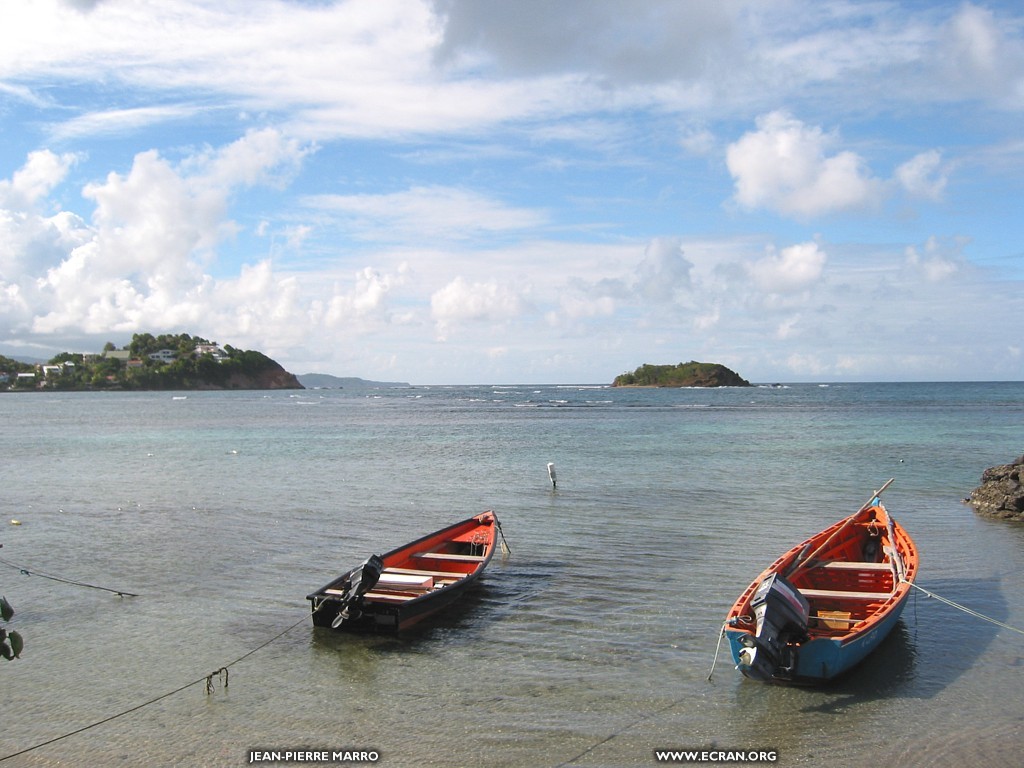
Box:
<box><xmin>1</xmin><ymin>0</ymin><xmax>1022</xmax><ymax>384</ymax></box>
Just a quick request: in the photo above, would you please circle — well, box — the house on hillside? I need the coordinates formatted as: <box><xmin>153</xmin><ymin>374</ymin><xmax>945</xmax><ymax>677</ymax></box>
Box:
<box><xmin>194</xmin><ymin>344</ymin><xmax>229</xmax><ymax>362</ymax></box>
<box><xmin>149</xmin><ymin>349</ymin><xmax>177</xmax><ymax>363</ymax></box>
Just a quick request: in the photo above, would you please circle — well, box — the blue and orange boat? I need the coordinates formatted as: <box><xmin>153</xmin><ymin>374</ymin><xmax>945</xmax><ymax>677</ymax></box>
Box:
<box><xmin>307</xmin><ymin>511</ymin><xmax>500</xmax><ymax>634</ymax></box>
<box><xmin>724</xmin><ymin>480</ymin><xmax>918</xmax><ymax>683</ymax></box>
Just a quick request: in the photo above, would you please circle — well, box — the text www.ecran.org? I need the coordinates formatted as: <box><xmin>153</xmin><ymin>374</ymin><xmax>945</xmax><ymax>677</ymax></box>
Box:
<box><xmin>654</xmin><ymin>750</ymin><xmax>778</xmax><ymax>763</ymax></box>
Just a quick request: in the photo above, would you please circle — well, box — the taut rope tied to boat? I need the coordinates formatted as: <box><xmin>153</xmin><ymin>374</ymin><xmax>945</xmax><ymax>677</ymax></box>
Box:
<box><xmin>905</xmin><ymin>581</ymin><xmax>1024</xmax><ymax>636</ymax></box>
<box><xmin>496</xmin><ymin>518</ymin><xmax>512</xmax><ymax>556</ymax></box>
<box><xmin>707</xmin><ymin>622</ymin><xmax>730</xmax><ymax>681</ymax></box>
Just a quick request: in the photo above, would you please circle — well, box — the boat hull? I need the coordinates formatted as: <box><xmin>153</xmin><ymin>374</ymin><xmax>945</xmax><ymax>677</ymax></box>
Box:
<box><xmin>723</xmin><ymin>484</ymin><xmax>917</xmax><ymax>684</ymax></box>
<box><xmin>307</xmin><ymin>511</ymin><xmax>498</xmax><ymax>635</ymax></box>
<box><xmin>309</xmin><ymin>569</ymin><xmax>484</xmax><ymax>633</ymax></box>
<box><xmin>725</xmin><ymin>587</ymin><xmax>910</xmax><ymax>683</ymax></box>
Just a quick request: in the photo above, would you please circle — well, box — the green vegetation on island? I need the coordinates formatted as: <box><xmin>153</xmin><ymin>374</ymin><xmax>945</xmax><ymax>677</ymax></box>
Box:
<box><xmin>612</xmin><ymin>361</ymin><xmax>751</xmax><ymax>388</ymax></box>
<box><xmin>1</xmin><ymin>333</ymin><xmax>302</xmax><ymax>391</ymax></box>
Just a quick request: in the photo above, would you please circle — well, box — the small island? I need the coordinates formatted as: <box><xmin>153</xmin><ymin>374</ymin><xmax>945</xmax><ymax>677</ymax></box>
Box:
<box><xmin>612</xmin><ymin>361</ymin><xmax>751</xmax><ymax>388</ymax></box>
<box><xmin>1</xmin><ymin>332</ymin><xmax>303</xmax><ymax>391</ymax></box>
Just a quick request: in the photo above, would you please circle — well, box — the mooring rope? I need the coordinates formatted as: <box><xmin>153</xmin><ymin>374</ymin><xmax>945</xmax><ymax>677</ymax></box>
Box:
<box><xmin>552</xmin><ymin>693</ymin><xmax>691</xmax><ymax>768</ymax></box>
<box><xmin>707</xmin><ymin>622</ymin><xmax>729</xmax><ymax>681</ymax></box>
<box><xmin>495</xmin><ymin>519</ymin><xmax>512</xmax><ymax>556</ymax></box>
<box><xmin>906</xmin><ymin>581</ymin><xmax>1024</xmax><ymax>636</ymax></box>
<box><xmin>0</xmin><ymin>555</ymin><xmax>138</xmax><ymax>597</ymax></box>
<box><xmin>0</xmin><ymin>614</ymin><xmax>308</xmax><ymax>763</ymax></box>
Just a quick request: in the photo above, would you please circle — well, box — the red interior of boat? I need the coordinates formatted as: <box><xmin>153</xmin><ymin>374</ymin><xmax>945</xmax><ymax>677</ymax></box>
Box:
<box><xmin>361</xmin><ymin>515</ymin><xmax>496</xmax><ymax>603</ymax></box>
<box><xmin>728</xmin><ymin>505</ymin><xmax>917</xmax><ymax>640</ymax></box>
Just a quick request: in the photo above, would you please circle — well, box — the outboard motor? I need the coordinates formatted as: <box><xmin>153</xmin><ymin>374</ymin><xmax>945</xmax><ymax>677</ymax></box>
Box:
<box><xmin>736</xmin><ymin>573</ymin><xmax>810</xmax><ymax>682</ymax></box>
<box><xmin>330</xmin><ymin>554</ymin><xmax>384</xmax><ymax>628</ymax></box>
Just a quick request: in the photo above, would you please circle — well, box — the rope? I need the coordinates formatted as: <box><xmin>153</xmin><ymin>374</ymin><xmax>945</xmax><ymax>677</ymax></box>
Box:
<box><xmin>906</xmin><ymin>581</ymin><xmax>1024</xmax><ymax>636</ymax></box>
<box><xmin>0</xmin><ymin>614</ymin><xmax>307</xmax><ymax>763</ymax></box>
<box><xmin>552</xmin><ymin>694</ymin><xmax>690</xmax><ymax>768</ymax></box>
<box><xmin>0</xmin><ymin>555</ymin><xmax>138</xmax><ymax>597</ymax></box>
<box><xmin>707</xmin><ymin>622</ymin><xmax>728</xmax><ymax>681</ymax></box>
<box><xmin>558</xmin><ymin>616</ymin><xmax>738</xmax><ymax>766</ymax></box>
<box><xmin>496</xmin><ymin>519</ymin><xmax>512</xmax><ymax>556</ymax></box>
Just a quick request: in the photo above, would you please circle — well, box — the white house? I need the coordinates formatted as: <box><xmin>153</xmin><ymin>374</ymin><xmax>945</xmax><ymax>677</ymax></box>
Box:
<box><xmin>194</xmin><ymin>344</ymin><xmax>229</xmax><ymax>362</ymax></box>
<box><xmin>149</xmin><ymin>349</ymin><xmax>177</xmax><ymax>363</ymax></box>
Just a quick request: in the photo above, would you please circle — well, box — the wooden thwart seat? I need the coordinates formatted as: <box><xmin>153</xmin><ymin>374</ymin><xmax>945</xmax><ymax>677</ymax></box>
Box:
<box><xmin>384</xmin><ymin>566</ymin><xmax>466</xmax><ymax>579</ymax></box>
<box><xmin>413</xmin><ymin>552</ymin><xmax>488</xmax><ymax>562</ymax></box>
<box><xmin>323</xmin><ymin>587</ymin><xmax>422</xmax><ymax>602</ymax></box>
<box><xmin>799</xmin><ymin>587</ymin><xmax>893</xmax><ymax>600</ymax></box>
<box><xmin>818</xmin><ymin>561</ymin><xmax>893</xmax><ymax>571</ymax></box>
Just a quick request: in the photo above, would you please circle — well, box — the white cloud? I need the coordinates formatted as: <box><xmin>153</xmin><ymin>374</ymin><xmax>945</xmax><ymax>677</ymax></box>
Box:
<box><xmin>633</xmin><ymin>237</ymin><xmax>692</xmax><ymax>302</ymax></box>
<box><xmin>727</xmin><ymin>112</ymin><xmax>882</xmax><ymax>217</ymax></box>
<box><xmin>4</xmin><ymin>132</ymin><xmax>312</xmax><ymax>340</ymax></box>
<box><xmin>303</xmin><ymin>186</ymin><xmax>546</xmax><ymax>242</ymax></box>
<box><xmin>551</xmin><ymin>294</ymin><xmax>616</xmax><ymax>323</ymax></box>
<box><xmin>896</xmin><ymin>150</ymin><xmax>948</xmax><ymax>200</ymax></box>
<box><xmin>679</xmin><ymin>123</ymin><xmax>716</xmax><ymax>156</ymax></box>
<box><xmin>0</xmin><ymin>150</ymin><xmax>77</xmax><ymax>209</ymax></box>
<box><xmin>323</xmin><ymin>265</ymin><xmax>409</xmax><ymax>328</ymax></box>
<box><xmin>48</xmin><ymin>106</ymin><xmax>200</xmax><ymax>141</ymax></box>
<box><xmin>904</xmin><ymin>236</ymin><xmax>961</xmax><ymax>282</ymax></box>
<box><xmin>748</xmin><ymin>241</ymin><xmax>827</xmax><ymax>294</ymax></box>
<box><xmin>950</xmin><ymin>4</ymin><xmax>1000</xmax><ymax>74</ymax></box>
<box><xmin>430</xmin><ymin>276</ymin><xmax>528</xmax><ymax>340</ymax></box>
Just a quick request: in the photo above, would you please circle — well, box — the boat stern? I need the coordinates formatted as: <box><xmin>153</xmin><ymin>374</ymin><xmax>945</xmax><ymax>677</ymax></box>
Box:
<box><xmin>730</xmin><ymin>573</ymin><xmax>810</xmax><ymax>682</ymax></box>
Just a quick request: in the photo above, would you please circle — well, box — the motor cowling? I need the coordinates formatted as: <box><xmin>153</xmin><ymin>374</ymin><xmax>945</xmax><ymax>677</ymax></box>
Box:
<box><xmin>736</xmin><ymin>572</ymin><xmax>810</xmax><ymax>681</ymax></box>
<box><xmin>330</xmin><ymin>554</ymin><xmax>384</xmax><ymax>627</ymax></box>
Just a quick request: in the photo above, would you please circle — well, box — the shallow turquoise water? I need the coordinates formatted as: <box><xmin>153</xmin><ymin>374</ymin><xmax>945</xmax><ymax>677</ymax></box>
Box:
<box><xmin>2</xmin><ymin>382</ymin><xmax>1023</xmax><ymax>767</ymax></box>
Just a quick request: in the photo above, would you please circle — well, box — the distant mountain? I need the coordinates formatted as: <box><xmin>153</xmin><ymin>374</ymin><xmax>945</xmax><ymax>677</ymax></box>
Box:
<box><xmin>298</xmin><ymin>373</ymin><xmax>411</xmax><ymax>389</ymax></box>
<box><xmin>4</xmin><ymin>355</ymin><xmax>47</xmax><ymax>366</ymax></box>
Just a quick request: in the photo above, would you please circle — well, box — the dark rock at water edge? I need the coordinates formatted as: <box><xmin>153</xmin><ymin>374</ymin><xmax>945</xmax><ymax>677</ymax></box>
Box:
<box><xmin>968</xmin><ymin>455</ymin><xmax>1024</xmax><ymax>521</ymax></box>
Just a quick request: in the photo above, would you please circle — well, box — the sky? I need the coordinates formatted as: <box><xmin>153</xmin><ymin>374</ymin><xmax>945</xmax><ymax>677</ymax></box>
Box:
<box><xmin>1</xmin><ymin>0</ymin><xmax>1023</xmax><ymax>385</ymax></box>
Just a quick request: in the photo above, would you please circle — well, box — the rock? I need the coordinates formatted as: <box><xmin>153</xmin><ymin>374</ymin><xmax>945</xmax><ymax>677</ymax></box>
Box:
<box><xmin>968</xmin><ymin>455</ymin><xmax>1024</xmax><ymax>520</ymax></box>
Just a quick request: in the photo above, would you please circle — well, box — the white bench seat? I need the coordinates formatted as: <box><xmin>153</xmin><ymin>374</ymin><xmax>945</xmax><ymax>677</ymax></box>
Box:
<box><xmin>413</xmin><ymin>552</ymin><xmax>488</xmax><ymax>562</ymax></box>
<box><xmin>384</xmin><ymin>566</ymin><xmax>466</xmax><ymax>580</ymax></box>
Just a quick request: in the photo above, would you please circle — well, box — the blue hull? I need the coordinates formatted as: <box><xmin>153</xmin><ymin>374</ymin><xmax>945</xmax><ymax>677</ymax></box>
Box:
<box><xmin>726</xmin><ymin>589</ymin><xmax>910</xmax><ymax>684</ymax></box>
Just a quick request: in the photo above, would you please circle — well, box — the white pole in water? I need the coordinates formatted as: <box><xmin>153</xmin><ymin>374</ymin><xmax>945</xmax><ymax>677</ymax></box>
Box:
<box><xmin>547</xmin><ymin>462</ymin><xmax>557</xmax><ymax>490</ymax></box>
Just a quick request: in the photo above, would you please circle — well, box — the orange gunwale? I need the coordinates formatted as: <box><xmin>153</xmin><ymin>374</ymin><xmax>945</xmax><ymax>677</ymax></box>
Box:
<box><xmin>727</xmin><ymin>500</ymin><xmax>918</xmax><ymax>643</ymax></box>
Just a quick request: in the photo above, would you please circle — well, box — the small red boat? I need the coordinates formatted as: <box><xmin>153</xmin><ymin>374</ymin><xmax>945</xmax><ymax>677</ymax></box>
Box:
<box><xmin>724</xmin><ymin>480</ymin><xmax>918</xmax><ymax>683</ymax></box>
<box><xmin>307</xmin><ymin>511</ymin><xmax>500</xmax><ymax>634</ymax></box>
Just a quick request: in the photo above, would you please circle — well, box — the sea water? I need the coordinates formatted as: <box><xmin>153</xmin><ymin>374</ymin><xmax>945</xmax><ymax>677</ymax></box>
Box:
<box><xmin>1</xmin><ymin>382</ymin><xmax>1023</xmax><ymax>767</ymax></box>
